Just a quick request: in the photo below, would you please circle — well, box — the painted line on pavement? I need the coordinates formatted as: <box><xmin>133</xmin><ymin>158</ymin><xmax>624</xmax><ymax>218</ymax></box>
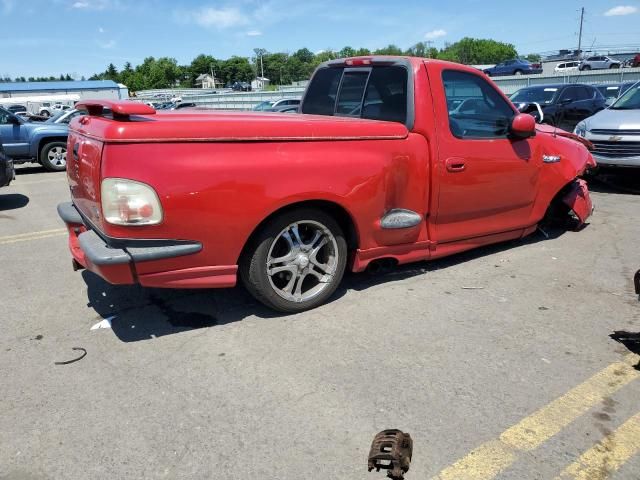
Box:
<box><xmin>432</xmin><ymin>354</ymin><xmax>640</xmax><ymax>480</ymax></box>
<box><xmin>555</xmin><ymin>411</ymin><xmax>640</xmax><ymax>479</ymax></box>
<box><xmin>0</xmin><ymin>228</ymin><xmax>67</xmax><ymax>245</ymax></box>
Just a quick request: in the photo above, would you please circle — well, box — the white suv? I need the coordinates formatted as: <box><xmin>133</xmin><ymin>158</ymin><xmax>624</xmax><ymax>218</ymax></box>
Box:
<box><xmin>579</xmin><ymin>56</ymin><xmax>622</xmax><ymax>71</ymax></box>
<box><xmin>554</xmin><ymin>61</ymin><xmax>580</xmax><ymax>73</ymax></box>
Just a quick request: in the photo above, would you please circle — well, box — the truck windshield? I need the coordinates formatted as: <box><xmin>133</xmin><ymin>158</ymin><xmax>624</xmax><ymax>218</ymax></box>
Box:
<box><xmin>302</xmin><ymin>65</ymin><xmax>408</xmax><ymax>124</ymax></box>
<box><xmin>510</xmin><ymin>87</ymin><xmax>558</xmax><ymax>104</ymax></box>
<box><xmin>610</xmin><ymin>83</ymin><xmax>640</xmax><ymax>110</ymax></box>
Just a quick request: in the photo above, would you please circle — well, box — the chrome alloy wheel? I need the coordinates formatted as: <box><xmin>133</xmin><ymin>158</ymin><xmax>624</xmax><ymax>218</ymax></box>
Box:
<box><xmin>47</xmin><ymin>146</ymin><xmax>67</xmax><ymax>168</ymax></box>
<box><xmin>266</xmin><ymin>220</ymin><xmax>339</xmax><ymax>303</ymax></box>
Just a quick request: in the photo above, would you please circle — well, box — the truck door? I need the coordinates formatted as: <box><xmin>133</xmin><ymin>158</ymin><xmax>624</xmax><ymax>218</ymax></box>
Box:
<box><xmin>0</xmin><ymin>109</ymin><xmax>29</xmax><ymax>158</ymax></box>
<box><xmin>426</xmin><ymin>65</ymin><xmax>541</xmax><ymax>244</ymax></box>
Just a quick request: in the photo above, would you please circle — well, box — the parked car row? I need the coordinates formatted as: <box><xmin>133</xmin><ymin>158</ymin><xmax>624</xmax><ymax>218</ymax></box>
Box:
<box><xmin>510</xmin><ymin>83</ymin><xmax>607</xmax><ymax>131</ymax></box>
<box><xmin>252</xmin><ymin>98</ymin><xmax>301</xmax><ymax>112</ymax></box>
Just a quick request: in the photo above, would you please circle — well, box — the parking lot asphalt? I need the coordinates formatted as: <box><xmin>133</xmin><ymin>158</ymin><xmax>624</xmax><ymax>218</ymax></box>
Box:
<box><xmin>1</xmin><ymin>165</ymin><xmax>639</xmax><ymax>480</ymax></box>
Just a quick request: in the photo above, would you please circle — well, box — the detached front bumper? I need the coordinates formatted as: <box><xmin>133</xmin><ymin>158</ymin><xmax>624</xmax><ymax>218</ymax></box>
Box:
<box><xmin>57</xmin><ymin>202</ymin><xmax>237</xmax><ymax>288</ymax></box>
<box><xmin>561</xmin><ymin>178</ymin><xmax>593</xmax><ymax>226</ymax></box>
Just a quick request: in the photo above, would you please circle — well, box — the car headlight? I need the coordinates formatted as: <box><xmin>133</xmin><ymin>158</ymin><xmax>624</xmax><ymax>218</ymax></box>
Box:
<box><xmin>574</xmin><ymin>122</ymin><xmax>587</xmax><ymax>137</ymax></box>
<box><xmin>101</xmin><ymin>178</ymin><xmax>163</xmax><ymax>226</ymax></box>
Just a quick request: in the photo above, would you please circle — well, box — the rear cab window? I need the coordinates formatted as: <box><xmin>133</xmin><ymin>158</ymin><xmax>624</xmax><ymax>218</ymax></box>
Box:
<box><xmin>302</xmin><ymin>65</ymin><xmax>408</xmax><ymax>124</ymax></box>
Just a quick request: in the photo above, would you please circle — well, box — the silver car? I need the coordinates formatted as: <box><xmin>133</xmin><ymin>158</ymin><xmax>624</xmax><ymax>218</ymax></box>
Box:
<box><xmin>574</xmin><ymin>82</ymin><xmax>640</xmax><ymax>168</ymax></box>
<box><xmin>579</xmin><ymin>55</ymin><xmax>621</xmax><ymax>71</ymax></box>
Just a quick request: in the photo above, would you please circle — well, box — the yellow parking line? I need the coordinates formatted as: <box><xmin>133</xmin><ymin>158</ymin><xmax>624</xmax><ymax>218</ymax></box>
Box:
<box><xmin>555</xmin><ymin>412</ymin><xmax>640</xmax><ymax>480</ymax></box>
<box><xmin>0</xmin><ymin>228</ymin><xmax>67</xmax><ymax>245</ymax></box>
<box><xmin>433</xmin><ymin>354</ymin><xmax>640</xmax><ymax>480</ymax></box>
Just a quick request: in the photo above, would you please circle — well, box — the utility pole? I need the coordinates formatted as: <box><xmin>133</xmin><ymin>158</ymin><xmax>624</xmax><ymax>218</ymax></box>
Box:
<box><xmin>425</xmin><ymin>40</ymin><xmax>434</xmax><ymax>58</ymax></box>
<box><xmin>577</xmin><ymin>7</ymin><xmax>584</xmax><ymax>59</ymax></box>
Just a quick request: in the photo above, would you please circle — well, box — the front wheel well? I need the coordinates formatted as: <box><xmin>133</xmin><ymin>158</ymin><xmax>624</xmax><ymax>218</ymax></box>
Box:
<box><xmin>239</xmin><ymin>200</ymin><xmax>359</xmax><ymax>263</ymax></box>
<box><xmin>37</xmin><ymin>137</ymin><xmax>68</xmax><ymax>161</ymax></box>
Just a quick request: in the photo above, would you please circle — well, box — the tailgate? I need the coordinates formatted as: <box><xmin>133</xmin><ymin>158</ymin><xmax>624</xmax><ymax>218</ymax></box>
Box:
<box><xmin>67</xmin><ymin>129</ymin><xmax>104</xmax><ymax>228</ymax></box>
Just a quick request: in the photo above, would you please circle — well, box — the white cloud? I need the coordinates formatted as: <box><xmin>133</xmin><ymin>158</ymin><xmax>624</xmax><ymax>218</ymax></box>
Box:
<box><xmin>71</xmin><ymin>0</ymin><xmax>117</xmax><ymax>10</ymax></box>
<box><xmin>98</xmin><ymin>26</ymin><xmax>105</xmax><ymax>33</ymax></box>
<box><xmin>246</xmin><ymin>30</ymin><xmax>262</xmax><ymax>36</ymax></box>
<box><xmin>424</xmin><ymin>29</ymin><xmax>446</xmax><ymax>40</ymax></box>
<box><xmin>176</xmin><ymin>6</ymin><xmax>249</xmax><ymax>29</ymax></box>
<box><xmin>604</xmin><ymin>5</ymin><xmax>638</xmax><ymax>16</ymax></box>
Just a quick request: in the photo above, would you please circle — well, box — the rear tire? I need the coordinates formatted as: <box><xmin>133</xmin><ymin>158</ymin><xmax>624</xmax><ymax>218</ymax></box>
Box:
<box><xmin>240</xmin><ymin>208</ymin><xmax>348</xmax><ymax>313</ymax></box>
<box><xmin>514</xmin><ymin>70</ymin><xmax>523</xmax><ymax>75</ymax></box>
<box><xmin>40</xmin><ymin>142</ymin><xmax>67</xmax><ymax>171</ymax></box>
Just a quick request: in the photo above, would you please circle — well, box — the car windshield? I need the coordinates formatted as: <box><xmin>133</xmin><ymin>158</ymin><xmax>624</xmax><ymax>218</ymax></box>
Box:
<box><xmin>610</xmin><ymin>83</ymin><xmax>640</xmax><ymax>110</ymax></box>
<box><xmin>46</xmin><ymin>111</ymin><xmax>67</xmax><ymax>123</ymax></box>
<box><xmin>510</xmin><ymin>87</ymin><xmax>558</xmax><ymax>104</ymax></box>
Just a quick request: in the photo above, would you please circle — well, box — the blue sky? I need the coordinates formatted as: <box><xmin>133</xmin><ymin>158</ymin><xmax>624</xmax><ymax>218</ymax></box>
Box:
<box><xmin>1</xmin><ymin>0</ymin><xmax>639</xmax><ymax>79</ymax></box>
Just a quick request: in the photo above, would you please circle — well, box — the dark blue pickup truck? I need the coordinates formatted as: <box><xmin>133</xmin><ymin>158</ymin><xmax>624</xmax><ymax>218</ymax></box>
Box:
<box><xmin>0</xmin><ymin>106</ymin><xmax>70</xmax><ymax>171</ymax></box>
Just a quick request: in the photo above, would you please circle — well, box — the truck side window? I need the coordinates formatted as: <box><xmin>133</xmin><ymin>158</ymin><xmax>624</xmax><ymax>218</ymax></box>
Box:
<box><xmin>302</xmin><ymin>67</ymin><xmax>343</xmax><ymax>115</ymax></box>
<box><xmin>443</xmin><ymin>70</ymin><xmax>515</xmax><ymax>139</ymax></box>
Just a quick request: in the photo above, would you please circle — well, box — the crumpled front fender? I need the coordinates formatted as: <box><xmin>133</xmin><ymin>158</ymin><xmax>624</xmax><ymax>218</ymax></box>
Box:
<box><xmin>561</xmin><ymin>178</ymin><xmax>593</xmax><ymax>226</ymax></box>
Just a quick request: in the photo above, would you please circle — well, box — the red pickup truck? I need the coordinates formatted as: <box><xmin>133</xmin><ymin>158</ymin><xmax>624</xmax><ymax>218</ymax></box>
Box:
<box><xmin>58</xmin><ymin>57</ymin><xmax>594</xmax><ymax>312</ymax></box>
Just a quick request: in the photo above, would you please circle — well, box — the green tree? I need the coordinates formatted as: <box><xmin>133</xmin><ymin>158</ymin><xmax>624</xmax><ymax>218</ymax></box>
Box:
<box><xmin>373</xmin><ymin>44</ymin><xmax>403</xmax><ymax>55</ymax></box>
<box><xmin>292</xmin><ymin>48</ymin><xmax>314</xmax><ymax>64</ymax></box>
<box><xmin>338</xmin><ymin>46</ymin><xmax>356</xmax><ymax>58</ymax></box>
<box><xmin>438</xmin><ymin>37</ymin><xmax>517</xmax><ymax>64</ymax></box>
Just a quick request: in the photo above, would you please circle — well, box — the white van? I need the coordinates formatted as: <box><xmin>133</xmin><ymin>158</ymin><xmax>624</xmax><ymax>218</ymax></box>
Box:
<box><xmin>554</xmin><ymin>61</ymin><xmax>580</xmax><ymax>73</ymax></box>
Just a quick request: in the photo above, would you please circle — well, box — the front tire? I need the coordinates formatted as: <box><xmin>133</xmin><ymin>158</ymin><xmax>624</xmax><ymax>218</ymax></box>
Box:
<box><xmin>514</xmin><ymin>70</ymin><xmax>523</xmax><ymax>75</ymax></box>
<box><xmin>40</xmin><ymin>142</ymin><xmax>67</xmax><ymax>171</ymax></box>
<box><xmin>240</xmin><ymin>208</ymin><xmax>348</xmax><ymax>313</ymax></box>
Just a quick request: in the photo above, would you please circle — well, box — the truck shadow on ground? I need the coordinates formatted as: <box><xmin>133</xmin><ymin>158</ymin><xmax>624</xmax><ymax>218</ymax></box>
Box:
<box><xmin>0</xmin><ymin>193</ymin><xmax>29</xmax><ymax>212</ymax></box>
<box><xmin>14</xmin><ymin>165</ymin><xmax>48</xmax><ymax>175</ymax></box>
<box><xmin>610</xmin><ymin>331</ymin><xmax>640</xmax><ymax>370</ymax></box>
<box><xmin>83</xmin><ymin>229</ymin><xmax>568</xmax><ymax>343</ymax></box>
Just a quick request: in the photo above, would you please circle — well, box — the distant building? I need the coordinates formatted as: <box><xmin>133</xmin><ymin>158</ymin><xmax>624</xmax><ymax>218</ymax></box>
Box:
<box><xmin>251</xmin><ymin>77</ymin><xmax>270</xmax><ymax>91</ymax></box>
<box><xmin>0</xmin><ymin>80</ymin><xmax>127</xmax><ymax>100</ymax></box>
<box><xmin>195</xmin><ymin>74</ymin><xmax>224</xmax><ymax>89</ymax></box>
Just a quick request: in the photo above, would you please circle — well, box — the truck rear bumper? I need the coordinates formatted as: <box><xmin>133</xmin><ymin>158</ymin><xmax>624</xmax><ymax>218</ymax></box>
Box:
<box><xmin>57</xmin><ymin>201</ymin><xmax>237</xmax><ymax>288</ymax></box>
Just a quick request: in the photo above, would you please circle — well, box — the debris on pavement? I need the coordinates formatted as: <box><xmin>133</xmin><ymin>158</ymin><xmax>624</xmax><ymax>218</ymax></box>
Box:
<box><xmin>90</xmin><ymin>316</ymin><xmax>115</xmax><ymax>330</ymax></box>
<box><xmin>54</xmin><ymin>347</ymin><xmax>87</xmax><ymax>365</ymax></box>
<box><xmin>368</xmin><ymin>429</ymin><xmax>413</xmax><ymax>480</ymax></box>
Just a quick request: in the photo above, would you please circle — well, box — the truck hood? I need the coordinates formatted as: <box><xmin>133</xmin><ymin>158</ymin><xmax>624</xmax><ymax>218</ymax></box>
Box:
<box><xmin>70</xmin><ymin>111</ymin><xmax>409</xmax><ymax>143</ymax></box>
<box><xmin>583</xmin><ymin>108</ymin><xmax>640</xmax><ymax>130</ymax></box>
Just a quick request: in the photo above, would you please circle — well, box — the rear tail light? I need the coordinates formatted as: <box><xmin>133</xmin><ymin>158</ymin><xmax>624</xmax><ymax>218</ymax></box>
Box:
<box><xmin>101</xmin><ymin>178</ymin><xmax>163</xmax><ymax>226</ymax></box>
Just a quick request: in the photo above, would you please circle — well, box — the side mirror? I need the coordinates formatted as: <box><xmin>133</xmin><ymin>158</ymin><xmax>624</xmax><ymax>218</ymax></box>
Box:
<box><xmin>510</xmin><ymin>113</ymin><xmax>536</xmax><ymax>139</ymax></box>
